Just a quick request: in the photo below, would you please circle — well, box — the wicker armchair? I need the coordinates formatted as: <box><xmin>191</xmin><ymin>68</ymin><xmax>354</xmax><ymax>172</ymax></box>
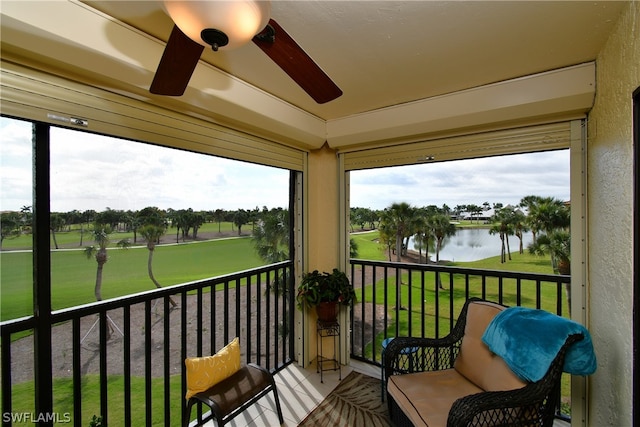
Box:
<box><xmin>383</xmin><ymin>298</ymin><xmax>584</xmax><ymax>427</ymax></box>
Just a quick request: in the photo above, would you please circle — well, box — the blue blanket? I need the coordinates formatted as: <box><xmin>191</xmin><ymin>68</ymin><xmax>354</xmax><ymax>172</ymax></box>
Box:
<box><xmin>481</xmin><ymin>307</ymin><xmax>597</xmax><ymax>382</ymax></box>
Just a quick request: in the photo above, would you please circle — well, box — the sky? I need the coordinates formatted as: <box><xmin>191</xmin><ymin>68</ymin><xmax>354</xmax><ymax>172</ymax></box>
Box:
<box><xmin>350</xmin><ymin>150</ymin><xmax>570</xmax><ymax>210</ymax></box>
<box><xmin>1</xmin><ymin>116</ymin><xmax>569</xmax><ymax>213</ymax></box>
<box><xmin>0</xmin><ymin>117</ymin><xmax>290</xmax><ymax>212</ymax></box>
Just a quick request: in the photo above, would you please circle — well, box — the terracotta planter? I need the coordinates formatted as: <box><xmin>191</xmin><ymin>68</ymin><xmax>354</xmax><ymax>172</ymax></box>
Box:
<box><xmin>316</xmin><ymin>301</ymin><xmax>339</xmax><ymax>322</ymax></box>
<box><xmin>557</xmin><ymin>259</ymin><xmax>571</xmax><ymax>275</ymax></box>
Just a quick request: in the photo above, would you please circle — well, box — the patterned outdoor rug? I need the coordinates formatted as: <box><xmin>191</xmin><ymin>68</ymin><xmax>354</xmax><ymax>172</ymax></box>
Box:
<box><xmin>298</xmin><ymin>371</ymin><xmax>391</xmax><ymax>426</ymax></box>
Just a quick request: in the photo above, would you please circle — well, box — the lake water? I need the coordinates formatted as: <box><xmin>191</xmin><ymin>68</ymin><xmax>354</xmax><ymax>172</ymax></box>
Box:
<box><xmin>409</xmin><ymin>228</ymin><xmax>534</xmax><ymax>262</ymax></box>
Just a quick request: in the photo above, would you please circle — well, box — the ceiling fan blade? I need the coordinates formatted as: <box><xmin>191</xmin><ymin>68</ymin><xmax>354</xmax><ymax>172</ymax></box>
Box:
<box><xmin>150</xmin><ymin>25</ymin><xmax>204</xmax><ymax>96</ymax></box>
<box><xmin>253</xmin><ymin>19</ymin><xmax>342</xmax><ymax>104</ymax></box>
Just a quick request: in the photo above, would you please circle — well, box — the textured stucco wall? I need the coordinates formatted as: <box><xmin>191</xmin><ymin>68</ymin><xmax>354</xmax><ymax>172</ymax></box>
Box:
<box><xmin>586</xmin><ymin>2</ymin><xmax>639</xmax><ymax>426</ymax></box>
<box><xmin>305</xmin><ymin>143</ymin><xmax>341</xmax><ymax>362</ymax></box>
<box><xmin>307</xmin><ymin>143</ymin><xmax>340</xmax><ymax>272</ymax></box>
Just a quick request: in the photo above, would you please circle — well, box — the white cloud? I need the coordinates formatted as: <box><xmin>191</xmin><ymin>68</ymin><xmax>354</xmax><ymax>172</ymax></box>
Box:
<box><xmin>1</xmin><ymin>118</ymin><xmax>289</xmax><ymax>212</ymax></box>
<box><xmin>0</xmin><ymin>119</ymin><xmax>33</xmax><ymax>211</ymax></box>
<box><xmin>350</xmin><ymin>151</ymin><xmax>570</xmax><ymax>210</ymax></box>
<box><xmin>2</xmin><ymin>117</ymin><xmax>569</xmax><ymax>214</ymax></box>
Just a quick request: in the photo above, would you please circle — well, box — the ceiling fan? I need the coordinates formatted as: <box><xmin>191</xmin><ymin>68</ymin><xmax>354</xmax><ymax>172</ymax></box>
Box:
<box><xmin>149</xmin><ymin>0</ymin><xmax>342</xmax><ymax>104</ymax></box>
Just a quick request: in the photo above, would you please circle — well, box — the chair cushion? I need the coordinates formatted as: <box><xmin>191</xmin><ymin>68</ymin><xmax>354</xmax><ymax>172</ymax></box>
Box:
<box><xmin>388</xmin><ymin>369</ymin><xmax>483</xmax><ymax>427</ymax></box>
<box><xmin>185</xmin><ymin>337</ymin><xmax>241</xmax><ymax>399</ymax></box>
<box><xmin>453</xmin><ymin>301</ymin><xmax>526</xmax><ymax>391</ymax></box>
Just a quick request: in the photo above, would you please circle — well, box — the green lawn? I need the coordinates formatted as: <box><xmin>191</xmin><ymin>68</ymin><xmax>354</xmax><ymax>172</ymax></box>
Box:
<box><xmin>1</xmin><ymin>236</ymin><xmax>263</xmax><ymax>321</ymax></box>
<box><xmin>10</xmin><ymin>374</ymin><xmax>188</xmax><ymax>426</ymax></box>
<box><xmin>1</xmin><ymin>231</ymin><xmax>269</xmax><ymax>425</ymax></box>
<box><xmin>350</xmin><ymin>229</ymin><xmax>572</xmax><ymax>415</ymax></box>
<box><xmin>0</xmin><ymin>221</ymin><xmax>243</xmax><ymax>251</ymax></box>
<box><xmin>352</xmin><ymin>230</ymin><xmax>561</xmax><ymax>353</ymax></box>
<box><xmin>351</xmin><ymin>229</ymin><xmax>554</xmax><ymax>273</ymax></box>
<box><xmin>3</xmin><ymin>227</ymin><xmax>568</xmax><ymax>420</ymax></box>
<box><xmin>351</xmin><ymin>230</ymin><xmax>387</xmax><ymax>260</ymax></box>
<box><xmin>362</xmin><ymin>250</ymin><xmax>564</xmax><ymax>358</ymax></box>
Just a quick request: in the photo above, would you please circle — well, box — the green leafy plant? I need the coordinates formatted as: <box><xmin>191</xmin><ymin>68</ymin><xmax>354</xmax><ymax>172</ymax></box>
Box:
<box><xmin>528</xmin><ymin>230</ymin><xmax>570</xmax><ymax>274</ymax></box>
<box><xmin>89</xmin><ymin>415</ymin><xmax>103</xmax><ymax>427</ymax></box>
<box><xmin>296</xmin><ymin>268</ymin><xmax>355</xmax><ymax>309</ymax></box>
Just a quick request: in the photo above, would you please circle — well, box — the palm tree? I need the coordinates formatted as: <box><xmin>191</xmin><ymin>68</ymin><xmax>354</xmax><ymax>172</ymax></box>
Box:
<box><xmin>233</xmin><ymin>209</ymin><xmax>249</xmax><ymax>236</ymax></box>
<box><xmin>524</xmin><ymin>196</ymin><xmax>569</xmax><ymax>242</ymax></box>
<box><xmin>170</xmin><ymin>208</ymin><xmax>198</xmax><ymax>242</ymax></box>
<box><xmin>139</xmin><ymin>224</ymin><xmax>177</xmax><ymax>307</ymax></box>
<box><xmin>170</xmin><ymin>210</ymin><xmax>185</xmax><ymax>243</ymax></box>
<box><xmin>453</xmin><ymin>205</ymin><xmax>466</xmax><ymax>220</ymax></box>
<box><xmin>423</xmin><ymin>211</ymin><xmax>456</xmax><ymax>290</ymax></box>
<box><xmin>0</xmin><ymin>211</ymin><xmax>21</xmax><ymax>249</ymax></box>
<box><xmin>190</xmin><ymin>211</ymin><xmax>205</xmax><ymax>240</ymax></box>
<box><xmin>213</xmin><ymin>209</ymin><xmax>226</xmax><ymax>233</ymax></box>
<box><xmin>83</xmin><ymin>224</ymin><xmax>129</xmax><ymax>340</ymax></box>
<box><xmin>380</xmin><ymin>202</ymin><xmax>415</xmax><ymax>262</ymax></box>
<box><xmin>20</xmin><ymin>205</ymin><xmax>32</xmax><ymax>231</ymax></box>
<box><xmin>378</xmin><ymin>220</ymin><xmax>395</xmax><ymax>261</ymax></box>
<box><xmin>50</xmin><ymin>213</ymin><xmax>65</xmax><ymax>249</ymax></box>
<box><xmin>368</xmin><ymin>209</ymin><xmax>381</xmax><ymax>229</ymax></box>
<box><xmin>251</xmin><ymin>208</ymin><xmax>292</xmax><ymax>339</ymax></box>
<box><xmin>488</xmin><ymin>222</ymin><xmax>506</xmax><ymax>263</ymax></box>
<box><xmin>511</xmin><ymin>209</ymin><xmax>529</xmax><ymax>254</ymax></box>
<box><xmin>525</xmin><ymin>197</ymin><xmax>571</xmax><ymax>310</ymax></box>
<box><xmin>349</xmin><ymin>237</ymin><xmax>359</xmax><ymax>258</ymax></box>
<box><xmin>249</xmin><ymin>207</ymin><xmax>261</xmax><ymax>234</ymax></box>
<box><xmin>525</xmin><ymin>197</ymin><xmax>570</xmax><ymax>271</ymax></box>
<box><xmin>79</xmin><ymin>209</ymin><xmax>96</xmax><ymax>247</ymax></box>
<box><xmin>466</xmin><ymin>204</ymin><xmax>482</xmax><ymax>224</ymax></box>
<box><xmin>251</xmin><ymin>208</ymin><xmax>289</xmax><ymax>263</ymax></box>
<box><xmin>529</xmin><ymin>230</ymin><xmax>570</xmax><ymax>274</ymax></box>
<box><xmin>529</xmin><ymin>229</ymin><xmax>571</xmax><ymax>309</ymax></box>
<box><xmin>412</xmin><ymin>214</ymin><xmax>429</xmax><ymax>264</ymax></box>
<box><xmin>489</xmin><ymin>208</ymin><xmax>515</xmax><ymax>263</ymax></box>
<box><xmin>430</xmin><ymin>213</ymin><xmax>457</xmax><ymax>263</ymax></box>
<box><xmin>380</xmin><ymin>202</ymin><xmax>418</xmax><ymax>309</ymax></box>
<box><xmin>127</xmin><ymin>213</ymin><xmax>141</xmax><ymax>244</ymax></box>
<box><xmin>350</xmin><ymin>207</ymin><xmax>367</xmax><ymax>231</ymax></box>
<box><xmin>84</xmin><ymin>224</ymin><xmax>130</xmax><ymax>302</ymax></box>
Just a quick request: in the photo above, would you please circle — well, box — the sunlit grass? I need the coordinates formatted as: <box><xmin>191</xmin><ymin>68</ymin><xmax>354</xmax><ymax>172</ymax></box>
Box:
<box><xmin>0</xmin><ymin>221</ymin><xmax>241</xmax><ymax>250</ymax></box>
<box><xmin>351</xmin><ymin>230</ymin><xmax>387</xmax><ymax>261</ymax></box>
<box><xmin>1</xmin><ymin>236</ymin><xmax>263</xmax><ymax>321</ymax></box>
<box><xmin>10</xmin><ymin>374</ymin><xmax>190</xmax><ymax>426</ymax></box>
<box><xmin>352</xmin><ymin>229</ymin><xmax>572</xmax><ymax>415</ymax></box>
<box><xmin>4</xmin><ymin>225</ymin><xmax>571</xmax><ymax>418</ymax></box>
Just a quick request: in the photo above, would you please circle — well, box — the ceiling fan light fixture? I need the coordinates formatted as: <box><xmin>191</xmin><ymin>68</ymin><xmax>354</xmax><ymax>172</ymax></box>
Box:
<box><xmin>164</xmin><ymin>0</ymin><xmax>271</xmax><ymax>50</ymax></box>
<box><xmin>201</xmin><ymin>29</ymin><xmax>229</xmax><ymax>51</ymax></box>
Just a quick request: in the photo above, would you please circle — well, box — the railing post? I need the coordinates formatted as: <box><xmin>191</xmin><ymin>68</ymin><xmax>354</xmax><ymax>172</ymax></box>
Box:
<box><xmin>33</xmin><ymin>122</ymin><xmax>53</xmax><ymax>426</ymax></box>
<box><xmin>2</xmin><ymin>329</ymin><xmax>13</xmax><ymax>427</ymax></box>
<box><xmin>1</xmin><ymin>262</ymin><xmax>295</xmax><ymax>425</ymax></box>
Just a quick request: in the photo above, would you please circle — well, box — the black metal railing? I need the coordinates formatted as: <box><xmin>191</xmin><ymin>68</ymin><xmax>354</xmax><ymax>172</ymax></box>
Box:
<box><xmin>349</xmin><ymin>259</ymin><xmax>572</xmax><ymax>419</ymax></box>
<box><xmin>2</xmin><ymin>258</ymin><xmax>573</xmax><ymax>425</ymax></box>
<box><xmin>1</xmin><ymin>261</ymin><xmax>294</xmax><ymax>427</ymax></box>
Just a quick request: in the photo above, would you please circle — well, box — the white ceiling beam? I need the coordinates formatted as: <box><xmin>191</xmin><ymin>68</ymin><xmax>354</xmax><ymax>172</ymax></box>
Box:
<box><xmin>326</xmin><ymin>62</ymin><xmax>595</xmax><ymax>149</ymax></box>
<box><xmin>1</xmin><ymin>2</ymin><xmax>596</xmax><ymax>152</ymax></box>
<box><xmin>0</xmin><ymin>0</ymin><xmax>327</xmax><ymax>149</ymax></box>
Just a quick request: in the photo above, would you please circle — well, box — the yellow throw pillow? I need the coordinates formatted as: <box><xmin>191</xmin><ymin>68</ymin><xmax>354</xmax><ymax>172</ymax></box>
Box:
<box><xmin>185</xmin><ymin>337</ymin><xmax>241</xmax><ymax>400</ymax></box>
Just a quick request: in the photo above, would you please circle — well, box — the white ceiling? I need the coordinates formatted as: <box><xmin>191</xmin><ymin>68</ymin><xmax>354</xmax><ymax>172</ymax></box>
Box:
<box><xmin>0</xmin><ymin>1</ymin><xmax>628</xmax><ymax>150</ymax></box>
<box><xmin>82</xmin><ymin>0</ymin><xmax>625</xmax><ymax>121</ymax></box>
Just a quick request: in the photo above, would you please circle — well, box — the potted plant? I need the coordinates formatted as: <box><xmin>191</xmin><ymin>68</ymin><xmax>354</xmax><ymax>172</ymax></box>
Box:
<box><xmin>296</xmin><ymin>268</ymin><xmax>356</xmax><ymax>322</ymax></box>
